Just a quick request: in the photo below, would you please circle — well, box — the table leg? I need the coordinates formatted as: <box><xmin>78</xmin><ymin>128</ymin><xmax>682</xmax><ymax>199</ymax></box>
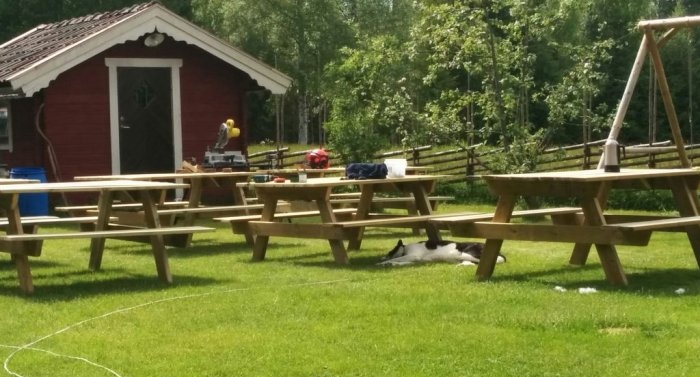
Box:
<box><xmin>669</xmin><ymin>177</ymin><xmax>700</xmax><ymax>267</ymax></box>
<box><xmin>405</xmin><ymin>202</ymin><xmax>421</xmax><ymax>236</ymax></box>
<box><xmin>12</xmin><ymin>254</ymin><xmax>33</xmax><ymax>294</ymax></box>
<box><xmin>315</xmin><ymin>196</ymin><xmax>349</xmax><ymax>264</ymax></box>
<box><xmin>3</xmin><ymin>198</ymin><xmax>34</xmax><ymax>294</ymax></box>
<box><xmin>569</xmin><ymin>182</ymin><xmax>610</xmax><ymax>266</ymax></box>
<box><xmin>409</xmin><ymin>183</ymin><xmax>441</xmax><ymax>242</ymax></box>
<box><xmin>230</xmin><ymin>180</ymin><xmax>249</xmax><ymax>208</ymax></box>
<box><xmin>0</xmin><ymin>194</ymin><xmax>36</xmax><ymax>294</ymax></box>
<box><xmin>89</xmin><ymin>190</ymin><xmax>113</xmax><ymax>271</ymax></box>
<box><xmin>579</xmin><ymin>196</ymin><xmax>627</xmax><ymax>285</ymax></box>
<box><xmin>476</xmin><ymin>194</ymin><xmax>516</xmax><ymax>281</ymax></box>
<box><xmin>166</xmin><ymin>178</ymin><xmax>204</xmax><ymax>247</ymax></box>
<box><xmin>252</xmin><ymin>195</ymin><xmax>278</xmax><ymax>261</ymax></box>
<box><xmin>347</xmin><ymin>185</ymin><xmax>375</xmax><ymax>250</ymax></box>
<box><xmin>140</xmin><ymin>189</ymin><xmax>172</xmax><ymax>283</ymax></box>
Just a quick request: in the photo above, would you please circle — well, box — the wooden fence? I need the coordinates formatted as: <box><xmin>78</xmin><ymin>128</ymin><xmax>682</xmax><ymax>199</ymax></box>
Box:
<box><xmin>247</xmin><ymin>140</ymin><xmax>700</xmax><ymax>182</ymax></box>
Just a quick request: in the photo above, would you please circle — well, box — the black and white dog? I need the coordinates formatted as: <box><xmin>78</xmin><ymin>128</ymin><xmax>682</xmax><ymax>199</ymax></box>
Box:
<box><xmin>378</xmin><ymin>239</ymin><xmax>506</xmax><ymax>266</ymax></box>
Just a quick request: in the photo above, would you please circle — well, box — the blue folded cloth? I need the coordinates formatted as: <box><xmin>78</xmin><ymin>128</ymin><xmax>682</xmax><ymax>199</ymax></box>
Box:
<box><xmin>345</xmin><ymin>163</ymin><xmax>388</xmax><ymax>179</ymax></box>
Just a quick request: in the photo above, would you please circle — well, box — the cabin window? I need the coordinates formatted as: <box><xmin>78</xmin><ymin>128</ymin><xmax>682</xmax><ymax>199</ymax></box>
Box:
<box><xmin>0</xmin><ymin>101</ymin><xmax>11</xmax><ymax>151</ymax></box>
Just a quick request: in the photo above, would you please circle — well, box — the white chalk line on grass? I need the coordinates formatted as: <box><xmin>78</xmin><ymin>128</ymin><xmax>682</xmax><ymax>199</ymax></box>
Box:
<box><xmin>2</xmin><ymin>278</ymin><xmax>351</xmax><ymax>377</ymax></box>
<box><xmin>0</xmin><ymin>345</ymin><xmax>121</xmax><ymax>377</ymax></box>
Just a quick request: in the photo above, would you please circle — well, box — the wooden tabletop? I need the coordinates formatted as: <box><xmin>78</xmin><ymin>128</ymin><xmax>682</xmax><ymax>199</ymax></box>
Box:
<box><xmin>242</xmin><ymin>175</ymin><xmax>447</xmax><ymax>189</ymax></box>
<box><xmin>75</xmin><ymin>171</ymin><xmax>259</xmax><ymax>181</ymax></box>
<box><xmin>0</xmin><ymin>179</ymin><xmax>189</xmax><ymax>194</ymax></box>
<box><xmin>258</xmin><ymin>167</ymin><xmax>346</xmax><ymax>175</ymax></box>
<box><xmin>482</xmin><ymin>168</ymin><xmax>700</xmax><ymax>196</ymax></box>
<box><xmin>484</xmin><ymin>168</ymin><xmax>700</xmax><ymax>182</ymax></box>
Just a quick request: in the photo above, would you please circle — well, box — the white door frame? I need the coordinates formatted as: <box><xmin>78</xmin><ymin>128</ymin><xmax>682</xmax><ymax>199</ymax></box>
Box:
<box><xmin>105</xmin><ymin>58</ymin><xmax>183</xmax><ymax>174</ymax></box>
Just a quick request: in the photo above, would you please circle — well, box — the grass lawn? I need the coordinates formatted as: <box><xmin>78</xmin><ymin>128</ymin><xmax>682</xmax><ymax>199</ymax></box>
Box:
<box><xmin>1</xmin><ymin>204</ymin><xmax>700</xmax><ymax>376</ymax></box>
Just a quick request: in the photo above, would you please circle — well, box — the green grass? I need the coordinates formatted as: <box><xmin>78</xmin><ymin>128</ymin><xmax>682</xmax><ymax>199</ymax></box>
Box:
<box><xmin>2</xmin><ymin>208</ymin><xmax>700</xmax><ymax>376</ymax></box>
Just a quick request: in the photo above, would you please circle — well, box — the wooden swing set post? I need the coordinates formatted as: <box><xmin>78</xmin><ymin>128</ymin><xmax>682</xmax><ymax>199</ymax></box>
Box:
<box><xmin>602</xmin><ymin>18</ymin><xmax>697</xmax><ymax>169</ymax></box>
<box><xmin>644</xmin><ymin>28</ymin><xmax>691</xmax><ymax>167</ymax></box>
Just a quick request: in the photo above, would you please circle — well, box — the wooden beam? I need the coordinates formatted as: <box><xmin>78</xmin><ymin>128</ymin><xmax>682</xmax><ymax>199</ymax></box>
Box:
<box><xmin>638</xmin><ymin>15</ymin><xmax>700</xmax><ymax>30</ymax></box>
<box><xmin>658</xmin><ymin>28</ymin><xmax>679</xmax><ymax>47</ymax></box>
<box><xmin>644</xmin><ymin>28</ymin><xmax>691</xmax><ymax>167</ymax></box>
<box><xmin>599</xmin><ymin>34</ymin><xmax>649</xmax><ymax>168</ymax></box>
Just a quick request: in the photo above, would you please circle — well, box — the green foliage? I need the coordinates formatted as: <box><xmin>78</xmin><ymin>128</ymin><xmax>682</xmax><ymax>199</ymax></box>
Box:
<box><xmin>404</xmin><ymin>1</ymin><xmax>573</xmax><ymax>172</ymax></box>
<box><xmin>542</xmin><ymin>27</ymin><xmax>615</xmax><ymax>144</ymax></box>
<box><xmin>323</xmin><ymin>111</ymin><xmax>387</xmax><ymax>163</ymax></box>
<box><xmin>192</xmin><ymin>0</ymin><xmax>355</xmax><ymax>144</ymax></box>
<box><xmin>324</xmin><ymin>35</ymin><xmax>423</xmax><ymax>162</ymax></box>
<box><xmin>434</xmin><ymin>179</ymin><xmax>498</xmax><ymax>205</ymax></box>
<box><xmin>607</xmin><ymin>189</ymin><xmax>676</xmax><ymax>212</ymax></box>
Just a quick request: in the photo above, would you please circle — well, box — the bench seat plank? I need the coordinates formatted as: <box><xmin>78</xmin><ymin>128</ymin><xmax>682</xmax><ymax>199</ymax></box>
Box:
<box><xmin>451</xmin><ymin>222</ymin><xmax>652</xmax><ymax>246</ymax></box>
<box><xmin>332</xmin><ymin>214</ymin><xmax>436</xmax><ymax>228</ymax></box>
<box><xmin>56</xmin><ymin>201</ymin><xmax>188</xmax><ymax>213</ymax></box>
<box><xmin>430</xmin><ymin>207</ymin><xmax>582</xmax><ymax>224</ymax></box>
<box><xmin>0</xmin><ymin>216</ymin><xmax>110</xmax><ymax>226</ymax></box>
<box><xmin>247</xmin><ymin>221</ymin><xmax>347</xmax><ymax>239</ymax></box>
<box><xmin>0</xmin><ymin>226</ymin><xmax>215</xmax><ymax>241</ymax></box>
<box><xmin>214</xmin><ymin>207</ymin><xmax>358</xmax><ymax>223</ymax></box>
<box><xmin>156</xmin><ymin>204</ymin><xmax>267</xmax><ymax>215</ymax></box>
<box><xmin>613</xmin><ymin>216</ymin><xmax>700</xmax><ymax>231</ymax></box>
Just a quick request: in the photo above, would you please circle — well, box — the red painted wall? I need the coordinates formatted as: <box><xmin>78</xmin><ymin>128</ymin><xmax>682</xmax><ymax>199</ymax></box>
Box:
<box><xmin>4</xmin><ymin>35</ymin><xmax>258</xmax><ymax>185</ymax></box>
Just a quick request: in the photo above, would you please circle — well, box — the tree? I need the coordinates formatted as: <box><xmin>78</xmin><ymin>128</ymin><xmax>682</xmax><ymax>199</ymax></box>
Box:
<box><xmin>324</xmin><ymin>35</ymin><xmax>422</xmax><ymax>162</ymax></box>
<box><xmin>407</xmin><ymin>0</ymin><xmax>560</xmax><ymax>173</ymax></box>
<box><xmin>192</xmin><ymin>0</ymin><xmax>354</xmax><ymax>145</ymax></box>
<box><xmin>323</xmin><ymin>1</ymin><xmax>429</xmax><ymax>162</ymax></box>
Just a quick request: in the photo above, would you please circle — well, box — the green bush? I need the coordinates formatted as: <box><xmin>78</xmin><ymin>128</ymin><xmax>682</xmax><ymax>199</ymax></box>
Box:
<box><xmin>437</xmin><ymin>180</ymin><xmax>676</xmax><ymax>212</ymax></box>
<box><xmin>607</xmin><ymin>190</ymin><xmax>676</xmax><ymax>212</ymax></box>
<box><xmin>435</xmin><ymin>180</ymin><xmax>497</xmax><ymax>205</ymax></box>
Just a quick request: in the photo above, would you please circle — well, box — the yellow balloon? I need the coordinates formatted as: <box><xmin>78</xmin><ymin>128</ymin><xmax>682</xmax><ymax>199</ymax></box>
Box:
<box><xmin>228</xmin><ymin>127</ymin><xmax>240</xmax><ymax>138</ymax></box>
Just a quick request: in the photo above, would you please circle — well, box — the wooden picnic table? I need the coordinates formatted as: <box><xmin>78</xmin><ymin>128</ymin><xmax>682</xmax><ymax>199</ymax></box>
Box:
<box><xmin>240</xmin><ymin>175</ymin><xmax>446</xmax><ymax>264</ymax></box>
<box><xmin>75</xmin><ymin>171</ymin><xmax>258</xmax><ymax>205</ymax></box>
<box><xmin>0</xmin><ymin>179</ymin><xmax>214</xmax><ymax>294</ymax></box>
<box><xmin>74</xmin><ymin>171</ymin><xmax>263</xmax><ymax>246</ymax></box>
<box><xmin>440</xmin><ymin>168</ymin><xmax>700</xmax><ymax>285</ymax></box>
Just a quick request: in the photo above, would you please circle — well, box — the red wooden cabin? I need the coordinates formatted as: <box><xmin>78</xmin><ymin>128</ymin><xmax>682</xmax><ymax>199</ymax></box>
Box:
<box><xmin>0</xmin><ymin>2</ymin><xmax>291</xmax><ymax>185</ymax></box>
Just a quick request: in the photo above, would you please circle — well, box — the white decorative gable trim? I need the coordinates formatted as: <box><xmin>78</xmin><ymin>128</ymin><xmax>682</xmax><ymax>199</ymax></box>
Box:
<box><xmin>7</xmin><ymin>4</ymin><xmax>291</xmax><ymax>96</ymax></box>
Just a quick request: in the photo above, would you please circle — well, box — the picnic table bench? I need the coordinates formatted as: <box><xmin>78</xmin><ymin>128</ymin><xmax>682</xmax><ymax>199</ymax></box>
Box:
<box><xmin>444</xmin><ymin>168</ymin><xmax>700</xmax><ymax>285</ymax></box>
<box><xmin>0</xmin><ymin>180</ymin><xmax>215</xmax><ymax>294</ymax></box>
<box><xmin>238</xmin><ymin>175</ymin><xmax>448</xmax><ymax>264</ymax></box>
<box><xmin>329</xmin><ymin>193</ymin><xmax>453</xmax><ymax>210</ymax></box>
<box><xmin>73</xmin><ymin>171</ymin><xmax>265</xmax><ymax>247</ymax></box>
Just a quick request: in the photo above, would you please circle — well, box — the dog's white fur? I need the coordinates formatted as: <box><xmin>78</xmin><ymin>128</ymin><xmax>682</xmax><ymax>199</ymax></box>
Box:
<box><xmin>378</xmin><ymin>239</ymin><xmax>506</xmax><ymax>266</ymax></box>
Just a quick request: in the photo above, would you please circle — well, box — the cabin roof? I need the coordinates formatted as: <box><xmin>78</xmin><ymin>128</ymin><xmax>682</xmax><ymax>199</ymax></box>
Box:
<box><xmin>0</xmin><ymin>1</ymin><xmax>291</xmax><ymax>96</ymax></box>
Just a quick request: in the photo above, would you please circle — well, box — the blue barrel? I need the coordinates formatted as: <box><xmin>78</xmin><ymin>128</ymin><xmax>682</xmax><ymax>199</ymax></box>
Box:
<box><xmin>10</xmin><ymin>167</ymin><xmax>48</xmax><ymax>216</ymax></box>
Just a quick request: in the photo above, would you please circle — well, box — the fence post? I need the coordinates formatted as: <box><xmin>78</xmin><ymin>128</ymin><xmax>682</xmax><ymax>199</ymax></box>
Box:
<box><xmin>412</xmin><ymin>148</ymin><xmax>420</xmax><ymax>166</ymax></box>
<box><xmin>466</xmin><ymin>148</ymin><xmax>475</xmax><ymax>177</ymax></box>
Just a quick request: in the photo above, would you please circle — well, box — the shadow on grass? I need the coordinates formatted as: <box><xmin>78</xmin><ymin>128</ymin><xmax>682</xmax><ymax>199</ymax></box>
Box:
<box><xmin>166</xmin><ymin>240</ymin><xmax>254</xmax><ymax>258</ymax></box>
<box><xmin>267</xmin><ymin>247</ymin><xmax>407</xmax><ymax>271</ymax></box>
<box><xmin>0</xmin><ymin>258</ymin><xmax>64</xmax><ymax>272</ymax></box>
<box><xmin>0</xmin><ymin>272</ymin><xmax>220</xmax><ymax>301</ymax></box>
<box><xmin>487</xmin><ymin>263</ymin><xmax>700</xmax><ymax>296</ymax></box>
<box><xmin>0</xmin><ymin>261</ymin><xmax>222</xmax><ymax>300</ymax></box>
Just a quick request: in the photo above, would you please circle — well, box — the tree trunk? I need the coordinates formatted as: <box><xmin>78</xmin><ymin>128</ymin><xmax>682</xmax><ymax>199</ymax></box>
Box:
<box><xmin>487</xmin><ymin>26</ymin><xmax>509</xmax><ymax>148</ymax></box>
<box><xmin>297</xmin><ymin>93</ymin><xmax>309</xmax><ymax>144</ymax></box>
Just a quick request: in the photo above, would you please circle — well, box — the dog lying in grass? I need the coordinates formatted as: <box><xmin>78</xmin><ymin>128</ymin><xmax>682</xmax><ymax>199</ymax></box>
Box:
<box><xmin>378</xmin><ymin>239</ymin><xmax>506</xmax><ymax>266</ymax></box>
